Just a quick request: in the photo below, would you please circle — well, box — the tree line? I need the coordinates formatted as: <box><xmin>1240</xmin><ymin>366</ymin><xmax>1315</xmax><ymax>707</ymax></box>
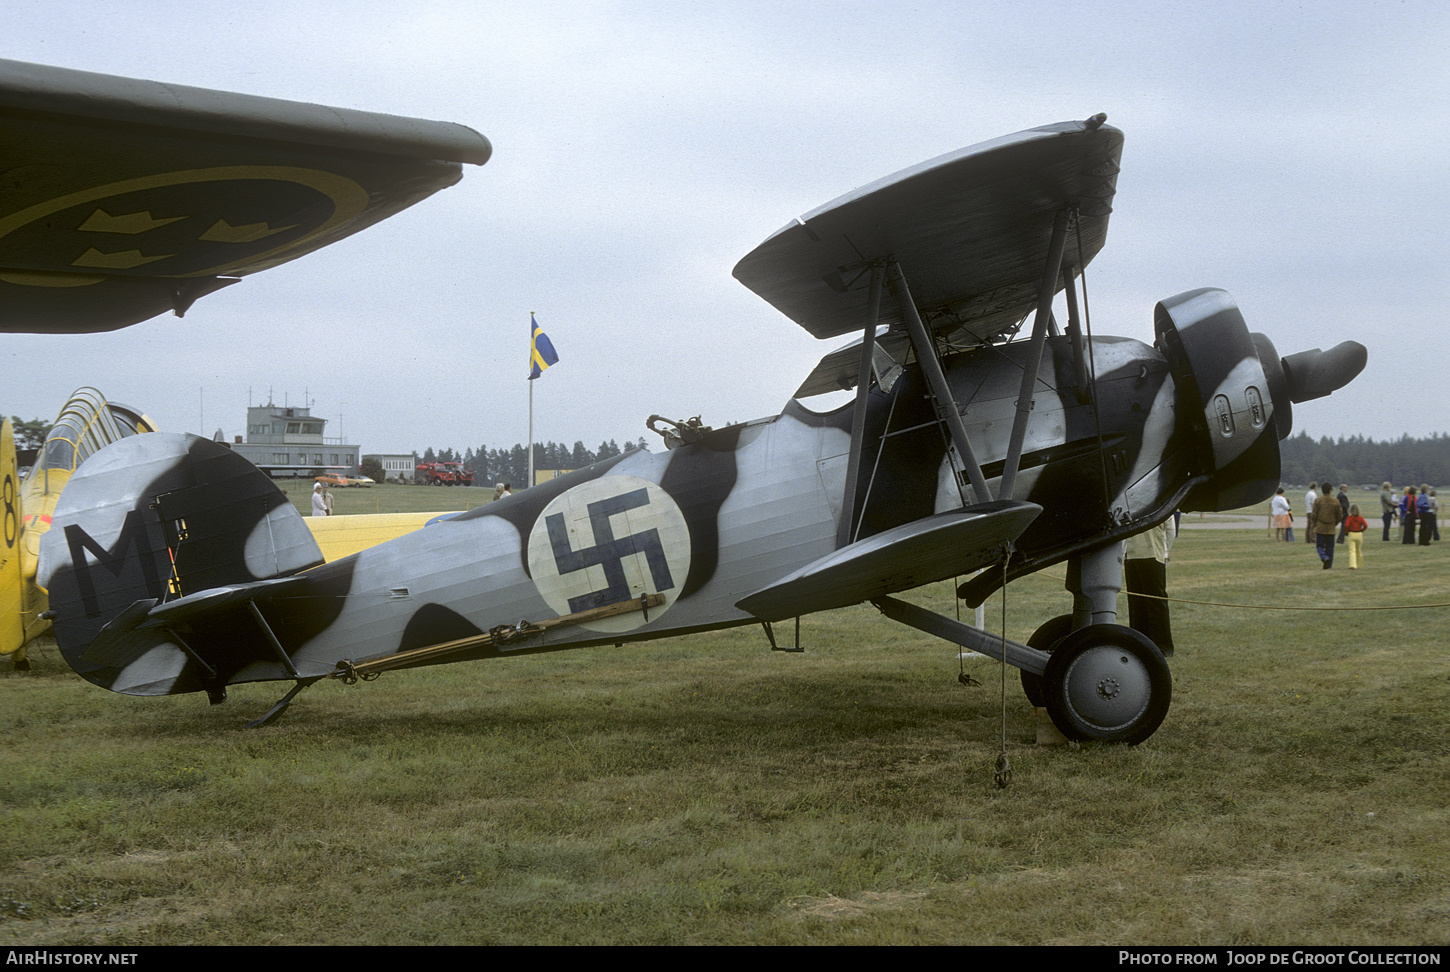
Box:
<box><xmin>1279</xmin><ymin>431</ymin><xmax>1450</xmax><ymax>487</ymax></box>
<box><xmin>6</xmin><ymin>417</ymin><xmax>52</xmax><ymax>451</ymax></box>
<box><xmin>412</xmin><ymin>438</ymin><xmax>649</xmax><ymax>488</ymax></box>
<box><xmin>420</xmin><ymin>430</ymin><xmax>1448</xmax><ymax>491</ymax></box>
<box><xmin>10</xmin><ymin>411</ymin><xmax>1446</xmax><ymax>489</ymax></box>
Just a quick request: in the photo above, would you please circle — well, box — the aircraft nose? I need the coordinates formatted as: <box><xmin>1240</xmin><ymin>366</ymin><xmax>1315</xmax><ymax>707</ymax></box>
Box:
<box><xmin>1281</xmin><ymin>342</ymin><xmax>1368</xmax><ymax>404</ymax></box>
<box><xmin>1155</xmin><ymin>288</ymin><xmax>1368</xmax><ymax>512</ymax></box>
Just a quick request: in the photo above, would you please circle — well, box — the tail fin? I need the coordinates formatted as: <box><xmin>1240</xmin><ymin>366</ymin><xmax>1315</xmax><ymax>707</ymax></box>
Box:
<box><xmin>37</xmin><ymin>433</ymin><xmax>322</xmax><ymax>689</ymax></box>
<box><xmin>0</xmin><ymin>420</ymin><xmax>25</xmax><ymax>656</ymax></box>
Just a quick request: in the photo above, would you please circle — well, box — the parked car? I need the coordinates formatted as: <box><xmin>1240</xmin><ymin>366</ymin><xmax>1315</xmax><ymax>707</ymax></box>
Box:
<box><xmin>347</xmin><ymin>475</ymin><xmax>375</xmax><ymax>488</ymax></box>
<box><xmin>314</xmin><ymin>473</ymin><xmax>349</xmax><ymax>487</ymax></box>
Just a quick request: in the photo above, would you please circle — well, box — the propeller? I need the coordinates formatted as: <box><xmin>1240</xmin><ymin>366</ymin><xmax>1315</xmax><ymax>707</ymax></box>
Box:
<box><xmin>1280</xmin><ymin>342</ymin><xmax>1368</xmax><ymax>404</ymax></box>
<box><xmin>1252</xmin><ymin>336</ymin><xmax>1369</xmax><ymax>442</ymax></box>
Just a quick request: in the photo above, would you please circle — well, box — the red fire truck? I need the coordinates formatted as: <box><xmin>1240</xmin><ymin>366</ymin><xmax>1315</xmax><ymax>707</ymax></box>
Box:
<box><xmin>414</xmin><ymin>461</ymin><xmax>474</xmax><ymax>486</ymax></box>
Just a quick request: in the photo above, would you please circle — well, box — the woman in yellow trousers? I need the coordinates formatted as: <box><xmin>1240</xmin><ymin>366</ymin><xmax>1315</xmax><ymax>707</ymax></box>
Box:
<box><xmin>1344</xmin><ymin>504</ymin><xmax>1368</xmax><ymax>569</ymax></box>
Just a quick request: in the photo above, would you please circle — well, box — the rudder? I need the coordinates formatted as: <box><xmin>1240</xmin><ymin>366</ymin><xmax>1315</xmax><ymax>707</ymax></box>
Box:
<box><xmin>37</xmin><ymin>433</ymin><xmax>322</xmax><ymax>691</ymax></box>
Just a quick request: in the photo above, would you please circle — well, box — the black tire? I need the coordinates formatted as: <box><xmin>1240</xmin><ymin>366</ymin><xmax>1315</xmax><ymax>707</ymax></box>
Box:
<box><xmin>1021</xmin><ymin>613</ymin><xmax>1074</xmax><ymax>708</ymax></box>
<box><xmin>1041</xmin><ymin>624</ymin><xmax>1172</xmax><ymax>744</ymax></box>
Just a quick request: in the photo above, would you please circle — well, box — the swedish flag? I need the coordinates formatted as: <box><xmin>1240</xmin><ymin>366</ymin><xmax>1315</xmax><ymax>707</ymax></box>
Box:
<box><xmin>529</xmin><ymin>313</ymin><xmax>559</xmax><ymax>380</ymax></box>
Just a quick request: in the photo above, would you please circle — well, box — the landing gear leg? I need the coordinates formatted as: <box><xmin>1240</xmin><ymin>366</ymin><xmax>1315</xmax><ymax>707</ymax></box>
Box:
<box><xmin>1066</xmin><ymin>542</ymin><xmax>1124</xmax><ymax>628</ymax></box>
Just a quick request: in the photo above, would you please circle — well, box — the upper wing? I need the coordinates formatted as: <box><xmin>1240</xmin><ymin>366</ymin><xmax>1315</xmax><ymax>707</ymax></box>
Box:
<box><xmin>0</xmin><ymin>59</ymin><xmax>491</xmax><ymax>333</ymax></box>
<box><xmin>733</xmin><ymin>117</ymin><xmax>1122</xmax><ymax>360</ymax></box>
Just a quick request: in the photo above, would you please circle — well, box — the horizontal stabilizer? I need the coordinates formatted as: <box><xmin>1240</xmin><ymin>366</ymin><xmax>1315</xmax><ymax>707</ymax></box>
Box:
<box><xmin>75</xmin><ymin>577</ymin><xmax>300</xmax><ymax>696</ymax></box>
<box><xmin>736</xmin><ymin>500</ymin><xmax>1040</xmax><ymax>622</ymax></box>
<box><xmin>142</xmin><ymin>578</ymin><xmax>298</xmax><ymax>626</ymax></box>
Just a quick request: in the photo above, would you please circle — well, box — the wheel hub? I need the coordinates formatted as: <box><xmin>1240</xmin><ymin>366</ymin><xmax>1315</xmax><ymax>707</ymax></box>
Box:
<box><xmin>1064</xmin><ymin>647</ymin><xmax>1151</xmax><ymax>729</ymax></box>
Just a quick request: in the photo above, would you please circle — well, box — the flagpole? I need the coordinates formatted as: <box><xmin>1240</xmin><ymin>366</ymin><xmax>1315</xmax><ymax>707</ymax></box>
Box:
<box><xmin>528</xmin><ymin>311</ymin><xmax>535</xmax><ymax>489</ymax></box>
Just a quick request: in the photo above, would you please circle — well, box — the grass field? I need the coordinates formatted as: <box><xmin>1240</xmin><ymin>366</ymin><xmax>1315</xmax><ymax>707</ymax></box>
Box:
<box><xmin>277</xmin><ymin>480</ymin><xmax>497</xmax><ymax>517</ymax></box>
<box><xmin>1</xmin><ymin>504</ymin><xmax>1445</xmax><ymax>945</ymax></box>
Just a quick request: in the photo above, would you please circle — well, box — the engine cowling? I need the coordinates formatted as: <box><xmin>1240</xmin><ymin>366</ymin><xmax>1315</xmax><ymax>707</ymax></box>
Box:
<box><xmin>1154</xmin><ymin>288</ymin><xmax>1365</xmax><ymax>512</ymax></box>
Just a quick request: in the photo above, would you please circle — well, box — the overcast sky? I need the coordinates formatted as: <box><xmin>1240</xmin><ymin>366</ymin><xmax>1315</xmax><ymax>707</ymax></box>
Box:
<box><xmin>5</xmin><ymin>0</ymin><xmax>1447</xmax><ymax>457</ymax></box>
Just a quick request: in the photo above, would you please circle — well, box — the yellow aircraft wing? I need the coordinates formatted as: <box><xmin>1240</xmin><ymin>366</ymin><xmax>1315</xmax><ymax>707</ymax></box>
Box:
<box><xmin>303</xmin><ymin>512</ymin><xmax>454</xmax><ymax>564</ymax></box>
<box><xmin>0</xmin><ymin>58</ymin><xmax>490</xmax><ymax>333</ymax></box>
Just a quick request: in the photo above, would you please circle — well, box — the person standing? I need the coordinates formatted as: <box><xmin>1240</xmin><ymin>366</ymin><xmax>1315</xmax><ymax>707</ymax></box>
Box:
<box><xmin>1418</xmin><ymin>484</ymin><xmax>1434</xmax><ymax>546</ymax></box>
<box><xmin>1380</xmin><ymin>481</ymin><xmax>1397</xmax><ymax>541</ymax></box>
<box><xmin>1344</xmin><ymin>504</ymin><xmax>1367</xmax><ymax>569</ymax></box>
<box><xmin>1429</xmin><ymin>490</ymin><xmax>1441</xmax><ymax>542</ymax></box>
<box><xmin>1305</xmin><ymin>485</ymin><xmax>1318</xmax><ymax>544</ymax></box>
<box><xmin>1124</xmin><ymin>521</ymin><xmax>1175</xmax><ymax>656</ymax></box>
<box><xmin>1401</xmin><ymin>487</ymin><xmax>1418</xmax><ymax>545</ymax></box>
<box><xmin>1310</xmin><ymin>481</ymin><xmax>1344</xmax><ymax>569</ymax></box>
<box><xmin>1336</xmin><ymin>484</ymin><xmax>1350</xmax><ymax>544</ymax></box>
<box><xmin>1271</xmin><ymin>488</ymin><xmax>1293</xmax><ymax>542</ymax></box>
<box><xmin>311</xmin><ymin>481</ymin><xmax>327</xmax><ymax>516</ymax></box>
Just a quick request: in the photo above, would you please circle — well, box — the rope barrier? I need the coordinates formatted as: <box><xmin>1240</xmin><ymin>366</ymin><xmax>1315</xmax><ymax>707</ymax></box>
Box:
<box><xmin>1132</xmin><ymin>592</ymin><xmax>1450</xmax><ymax>611</ymax></box>
<box><xmin>1028</xmin><ymin>571</ymin><xmax>1450</xmax><ymax>612</ymax></box>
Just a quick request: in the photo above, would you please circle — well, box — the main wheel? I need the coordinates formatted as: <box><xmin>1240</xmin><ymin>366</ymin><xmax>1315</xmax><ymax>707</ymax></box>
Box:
<box><xmin>1021</xmin><ymin>614</ymin><xmax>1074</xmax><ymax>708</ymax></box>
<box><xmin>1041</xmin><ymin>624</ymin><xmax>1171</xmax><ymax>744</ymax></box>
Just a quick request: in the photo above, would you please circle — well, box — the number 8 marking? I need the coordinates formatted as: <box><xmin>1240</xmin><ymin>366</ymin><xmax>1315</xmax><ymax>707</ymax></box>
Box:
<box><xmin>3</xmin><ymin>474</ymin><xmax>15</xmax><ymax>548</ymax></box>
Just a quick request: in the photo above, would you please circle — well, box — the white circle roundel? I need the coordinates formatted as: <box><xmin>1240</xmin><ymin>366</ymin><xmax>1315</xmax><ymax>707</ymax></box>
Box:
<box><xmin>526</xmin><ymin>475</ymin><xmax>691</xmax><ymax>633</ymax></box>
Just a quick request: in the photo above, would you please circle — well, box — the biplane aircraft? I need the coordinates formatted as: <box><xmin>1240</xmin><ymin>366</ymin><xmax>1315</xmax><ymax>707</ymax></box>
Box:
<box><xmin>6</xmin><ymin>60</ymin><xmax>1365</xmax><ymax>744</ymax></box>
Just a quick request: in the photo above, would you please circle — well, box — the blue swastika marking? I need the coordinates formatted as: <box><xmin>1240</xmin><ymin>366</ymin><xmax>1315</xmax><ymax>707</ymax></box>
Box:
<box><xmin>545</xmin><ymin>487</ymin><xmax>675</xmax><ymax>613</ymax></box>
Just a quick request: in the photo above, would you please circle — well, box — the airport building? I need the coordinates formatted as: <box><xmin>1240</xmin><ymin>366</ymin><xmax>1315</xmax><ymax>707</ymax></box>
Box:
<box><xmin>364</xmin><ymin>454</ymin><xmax>416</xmax><ymax>484</ymax></box>
<box><xmin>229</xmin><ymin>404</ymin><xmax>360</xmax><ymax>479</ymax></box>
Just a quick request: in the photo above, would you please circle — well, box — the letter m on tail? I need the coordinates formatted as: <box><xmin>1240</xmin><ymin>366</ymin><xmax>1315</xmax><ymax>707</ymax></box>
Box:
<box><xmin>62</xmin><ymin>509</ymin><xmax>168</xmax><ymax>620</ymax></box>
